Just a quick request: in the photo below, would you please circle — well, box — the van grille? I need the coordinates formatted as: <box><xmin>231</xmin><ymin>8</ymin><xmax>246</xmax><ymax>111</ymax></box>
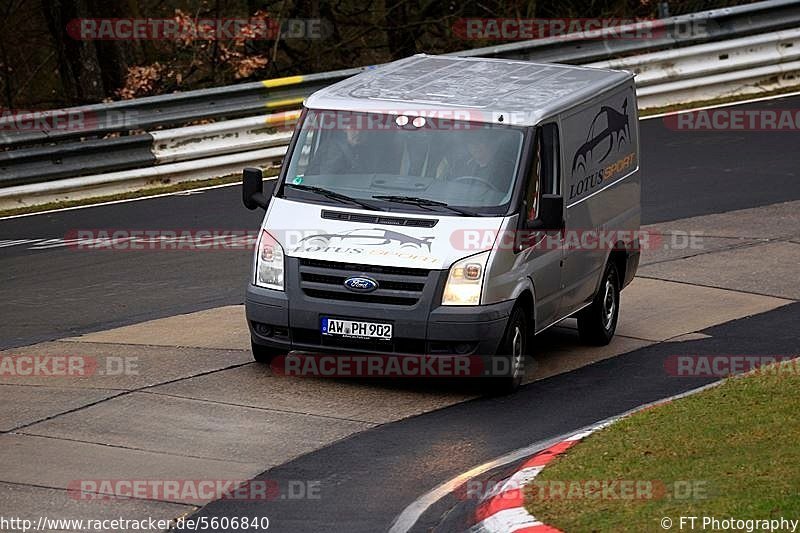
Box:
<box><xmin>298</xmin><ymin>258</ymin><xmax>430</xmax><ymax>306</ymax></box>
<box><xmin>321</xmin><ymin>210</ymin><xmax>437</xmax><ymax>228</ymax></box>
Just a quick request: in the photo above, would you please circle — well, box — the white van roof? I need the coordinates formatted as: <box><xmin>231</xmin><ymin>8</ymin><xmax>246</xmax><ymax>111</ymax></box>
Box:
<box><xmin>304</xmin><ymin>54</ymin><xmax>632</xmax><ymax>126</ymax></box>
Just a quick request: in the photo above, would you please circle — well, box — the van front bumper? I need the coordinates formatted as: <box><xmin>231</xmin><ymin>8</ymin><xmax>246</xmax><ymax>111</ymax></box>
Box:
<box><xmin>245</xmin><ymin>284</ymin><xmax>514</xmax><ymax>357</ymax></box>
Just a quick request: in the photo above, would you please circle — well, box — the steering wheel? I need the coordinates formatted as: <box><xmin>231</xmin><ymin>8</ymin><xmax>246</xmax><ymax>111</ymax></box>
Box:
<box><xmin>453</xmin><ymin>175</ymin><xmax>505</xmax><ymax>193</ymax></box>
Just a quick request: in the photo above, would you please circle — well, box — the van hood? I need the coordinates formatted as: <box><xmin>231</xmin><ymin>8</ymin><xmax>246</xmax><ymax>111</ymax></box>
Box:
<box><xmin>262</xmin><ymin>197</ymin><xmax>505</xmax><ymax>270</ymax></box>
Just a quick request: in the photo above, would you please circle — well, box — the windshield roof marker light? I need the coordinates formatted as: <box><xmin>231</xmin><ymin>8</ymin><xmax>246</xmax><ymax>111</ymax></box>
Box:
<box><xmin>412</xmin><ymin>116</ymin><xmax>426</xmax><ymax>128</ymax></box>
<box><xmin>395</xmin><ymin>115</ymin><xmax>409</xmax><ymax>126</ymax></box>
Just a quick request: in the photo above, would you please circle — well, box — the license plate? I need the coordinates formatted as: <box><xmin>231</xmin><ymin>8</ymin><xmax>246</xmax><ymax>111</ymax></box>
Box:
<box><xmin>321</xmin><ymin>318</ymin><xmax>393</xmax><ymax>340</ymax></box>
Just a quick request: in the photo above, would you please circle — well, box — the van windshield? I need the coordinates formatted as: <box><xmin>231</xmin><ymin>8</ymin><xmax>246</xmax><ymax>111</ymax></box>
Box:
<box><xmin>281</xmin><ymin>109</ymin><xmax>526</xmax><ymax>215</ymax></box>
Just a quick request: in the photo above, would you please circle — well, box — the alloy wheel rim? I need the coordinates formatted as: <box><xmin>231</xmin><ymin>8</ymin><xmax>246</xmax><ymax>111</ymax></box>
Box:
<box><xmin>603</xmin><ymin>278</ymin><xmax>616</xmax><ymax>330</ymax></box>
<box><xmin>511</xmin><ymin>325</ymin><xmax>524</xmax><ymax>380</ymax></box>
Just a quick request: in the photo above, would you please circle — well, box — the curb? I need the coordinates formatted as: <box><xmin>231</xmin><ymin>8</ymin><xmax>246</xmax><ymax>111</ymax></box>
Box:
<box><xmin>467</xmin><ymin>423</ymin><xmax>611</xmax><ymax>533</ymax></box>
<box><xmin>389</xmin><ymin>384</ymin><xmax>725</xmax><ymax>533</ymax></box>
<box><xmin>466</xmin><ymin>382</ymin><xmax>724</xmax><ymax>533</ymax></box>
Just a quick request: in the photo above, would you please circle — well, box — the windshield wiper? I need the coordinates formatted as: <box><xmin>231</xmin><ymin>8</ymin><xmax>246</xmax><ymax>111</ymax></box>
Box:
<box><xmin>286</xmin><ymin>183</ymin><xmax>384</xmax><ymax>211</ymax></box>
<box><xmin>372</xmin><ymin>195</ymin><xmax>480</xmax><ymax>216</ymax></box>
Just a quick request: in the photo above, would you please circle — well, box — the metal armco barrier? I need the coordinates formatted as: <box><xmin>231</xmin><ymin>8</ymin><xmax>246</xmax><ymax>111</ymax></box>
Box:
<box><xmin>0</xmin><ymin>68</ymin><xmax>361</xmax><ymax>149</ymax></box>
<box><xmin>1</xmin><ymin>0</ymin><xmax>799</xmax><ymax>210</ymax></box>
<box><xmin>150</xmin><ymin>110</ymin><xmax>299</xmax><ymax>165</ymax></box>
<box><xmin>450</xmin><ymin>0</ymin><xmax>800</xmax><ymax>63</ymax></box>
<box><xmin>589</xmin><ymin>27</ymin><xmax>800</xmax><ymax>108</ymax></box>
<box><xmin>0</xmin><ymin>134</ymin><xmax>155</xmax><ymax>188</ymax></box>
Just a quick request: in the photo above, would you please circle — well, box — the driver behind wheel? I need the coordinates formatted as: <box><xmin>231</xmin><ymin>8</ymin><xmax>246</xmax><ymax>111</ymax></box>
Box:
<box><xmin>457</xmin><ymin>135</ymin><xmax>516</xmax><ymax>192</ymax></box>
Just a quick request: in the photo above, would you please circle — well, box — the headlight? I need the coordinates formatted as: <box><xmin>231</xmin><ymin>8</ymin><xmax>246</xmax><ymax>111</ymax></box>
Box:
<box><xmin>442</xmin><ymin>251</ymin><xmax>490</xmax><ymax>306</ymax></box>
<box><xmin>254</xmin><ymin>230</ymin><xmax>284</xmax><ymax>290</ymax></box>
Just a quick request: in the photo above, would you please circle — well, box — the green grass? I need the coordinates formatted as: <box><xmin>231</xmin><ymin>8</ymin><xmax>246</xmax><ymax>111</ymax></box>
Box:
<box><xmin>525</xmin><ymin>361</ymin><xmax>800</xmax><ymax>532</ymax></box>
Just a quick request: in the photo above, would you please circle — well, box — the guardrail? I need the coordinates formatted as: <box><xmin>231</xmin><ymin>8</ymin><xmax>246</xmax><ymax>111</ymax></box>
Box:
<box><xmin>0</xmin><ymin>69</ymin><xmax>359</xmax><ymax>149</ymax></box>
<box><xmin>451</xmin><ymin>0</ymin><xmax>800</xmax><ymax>63</ymax></box>
<box><xmin>590</xmin><ymin>27</ymin><xmax>800</xmax><ymax>108</ymax></box>
<box><xmin>150</xmin><ymin>111</ymin><xmax>298</xmax><ymax>164</ymax></box>
<box><xmin>1</xmin><ymin>0</ymin><xmax>799</xmax><ymax>210</ymax></box>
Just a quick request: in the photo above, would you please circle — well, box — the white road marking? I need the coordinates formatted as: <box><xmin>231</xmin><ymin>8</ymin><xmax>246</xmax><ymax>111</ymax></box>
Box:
<box><xmin>0</xmin><ymin>239</ymin><xmax>40</xmax><ymax>248</ymax></box>
<box><xmin>0</xmin><ymin>178</ymin><xmax>278</xmax><ymax>221</ymax></box>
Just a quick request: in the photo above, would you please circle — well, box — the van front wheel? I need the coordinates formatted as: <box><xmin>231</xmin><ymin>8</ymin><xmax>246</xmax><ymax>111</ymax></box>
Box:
<box><xmin>487</xmin><ymin>305</ymin><xmax>528</xmax><ymax>395</ymax></box>
<box><xmin>577</xmin><ymin>262</ymin><xmax>620</xmax><ymax>346</ymax></box>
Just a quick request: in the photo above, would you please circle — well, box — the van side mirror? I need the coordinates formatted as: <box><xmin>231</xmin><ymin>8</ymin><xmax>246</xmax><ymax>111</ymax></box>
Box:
<box><xmin>242</xmin><ymin>167</ymin><xmax>274</xmax><ymax>210</ymax></box>
<box><xmin>526</xmin><ymin>194</ymin><xmax>564</xmax><ymax>231</ymax></box>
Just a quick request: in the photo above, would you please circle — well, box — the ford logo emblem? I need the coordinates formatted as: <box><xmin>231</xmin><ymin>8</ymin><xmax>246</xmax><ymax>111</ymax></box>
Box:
<box><xmin>344</xmin><ymin>276</ymin><xmax>379</xmax><ymax>293</ymax></box>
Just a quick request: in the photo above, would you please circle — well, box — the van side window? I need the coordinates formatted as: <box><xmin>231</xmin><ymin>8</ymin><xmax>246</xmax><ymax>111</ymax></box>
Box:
<box><xmin>523</xmin><ymin>123</ymin><xmax>560</xmax><ymax>221</ymax></box>
<box><xmin>540</xmin><ymin>123</ymin><xmax>560</xmax><ymax>196</ymax></box>
<box><xmin>523</xmin><ymin>132</ymin><xmax>541</xmax><ymax>221</ymax></box>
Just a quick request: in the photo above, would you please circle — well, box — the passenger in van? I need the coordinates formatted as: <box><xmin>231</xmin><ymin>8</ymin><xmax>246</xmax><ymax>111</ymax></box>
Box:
<box><xmin>402</xmin><ymin>122</ymin><xmax>465</xmax><ymax>180</ymax></box>
<box><xmin>398</xmin><ymin>134</ymin><xmax>430</xmax><ymax>176</ymax></box>
<box><xmin>308</xmin><ymin>128</ymin><xmax>383</xmax><ymax>175</ymax></box>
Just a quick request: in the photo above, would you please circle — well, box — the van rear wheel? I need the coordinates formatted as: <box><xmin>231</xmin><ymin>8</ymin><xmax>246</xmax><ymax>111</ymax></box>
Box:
<box><xmin>487</xmin><ymin>305</ymin><xmax>528</xmax><ymax>395</ymax></box>
<box><xmin>577</xmin><ymin>262</ymin><xmax>620</xmax><ymax>346</ymax></box>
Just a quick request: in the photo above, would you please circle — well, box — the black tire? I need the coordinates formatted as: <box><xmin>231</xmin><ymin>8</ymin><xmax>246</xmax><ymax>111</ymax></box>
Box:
<box><xmin>577</xmin><ymin>261</ymin><xmax>620</xmax><ymax>346</ymax></box>
<box><xmin>487</xmin><ymin>305</ymin><xmax>528</xmax><ymax>395</ymax></box>
<box><xmin>251</xmin><ymin>341</ymin><xmax>284</xmax><ymax>364</ymax></box>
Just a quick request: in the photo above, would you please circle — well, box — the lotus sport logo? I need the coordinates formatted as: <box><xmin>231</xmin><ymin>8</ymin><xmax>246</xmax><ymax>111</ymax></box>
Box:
<box><xmin>572</xmin><ymin>97</ymin><xmax>630</xmax><ymax>175</ymax></box>
<box><xmin>568</xmin><ymin>98</ymin><xmax>635</xmax><ymax>201</ymax></box>
<box><xmin>343</xmin><ymin>276</ymin><xmax>379</xmax><ymax>293</ymax></box>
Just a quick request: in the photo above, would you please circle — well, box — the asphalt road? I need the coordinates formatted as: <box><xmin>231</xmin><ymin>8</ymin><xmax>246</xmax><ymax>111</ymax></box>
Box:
<box><xmin>172</xmin><ymin>303</ymin><xmax>800</xmax><ymax>533</ymax></box>
<box><xmin>2</xmin><ymin>95</ymin><xmax>800</xmax><ymax>349</ymax></box>
<box><xmin>1</xmin><ymin>95</ymin><xmax>798</xmax><ymax>532</ymax></box>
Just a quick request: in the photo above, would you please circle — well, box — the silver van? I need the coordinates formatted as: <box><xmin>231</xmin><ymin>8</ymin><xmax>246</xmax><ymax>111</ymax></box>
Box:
<box><xmin>242</xmin><ymin>54</ymin><xmax>641</xmax><ymax>393</ymax></box>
